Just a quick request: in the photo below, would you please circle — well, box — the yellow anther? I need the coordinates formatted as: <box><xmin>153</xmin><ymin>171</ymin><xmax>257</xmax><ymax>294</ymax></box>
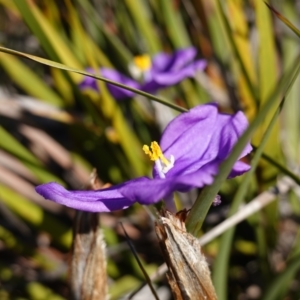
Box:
<box><xmin>143</xmin><ymin>141</ymin><xmax>170</xmax><ymax>165</ymax></box>
<box><xmin>133</xmin><ymin>55</ymin><xmax>152</xmax><ymax>71</ymax></box>
<box><xmin>142</xmin><ymin>145</ymin><xmax>152</xmax><ymax>158</ymax></box>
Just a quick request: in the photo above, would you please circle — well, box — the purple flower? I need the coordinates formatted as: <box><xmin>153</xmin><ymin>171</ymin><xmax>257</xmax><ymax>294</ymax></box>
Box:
<box><xmin>79</xmin><ymin>47</ymin><xmax>206</xmax><ymax>100</ymax></box>
<box><xmin>35</xmin><ymin>104</ymin><xmax>252</xmax><ymax>213</ymax></box>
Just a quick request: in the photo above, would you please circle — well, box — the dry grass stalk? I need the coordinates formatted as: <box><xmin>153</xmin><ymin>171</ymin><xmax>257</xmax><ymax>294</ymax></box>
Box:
<box><xmin>69</xmin><ymin>170</ymin><xmax>108</xmax><ymax>300</ymax></box>
<box><xmin>155</xmin><ymin>210</ymin><xmax>217</xmax><ymax>300</ymax></box>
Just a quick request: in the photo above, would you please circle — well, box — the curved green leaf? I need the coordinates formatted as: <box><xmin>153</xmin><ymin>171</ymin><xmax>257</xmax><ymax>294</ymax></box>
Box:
<box><xmin>186</xmin><ymin>55</ymin><xmax>300</xmax><ymax>236</ymax></box>
<box><xmin>0</xmin><ymin>45</ymin><xmax>186</xmax><ymax>112</ymax></box>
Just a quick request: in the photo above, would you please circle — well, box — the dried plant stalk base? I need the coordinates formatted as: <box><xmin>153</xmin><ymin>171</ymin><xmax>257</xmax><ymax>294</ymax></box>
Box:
<box><xmin>155</xmin><ymin>210</ymin><xmax>217</xmax><ymax>300</ymax></box>
<box><xmin>69</xmin><ymin>212</ymin><xmax>108</xmax><ymax>300</ymax></box>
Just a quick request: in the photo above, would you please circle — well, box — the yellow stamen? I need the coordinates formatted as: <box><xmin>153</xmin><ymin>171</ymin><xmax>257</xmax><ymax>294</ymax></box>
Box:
<box><xmin>143</xmin><ymin>141</ymin><xmax>170</xmax><ymax>165</ymax></box>
<box><xmin>133</xmin><ymin>55</ymin><xmax>152</xmax><ymax>71</ymax></box>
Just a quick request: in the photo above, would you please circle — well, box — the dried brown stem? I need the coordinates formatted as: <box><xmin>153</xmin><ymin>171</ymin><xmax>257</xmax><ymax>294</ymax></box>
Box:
<box><xmin>155</xmin><ymin>210</ymin><xmax>217</xmax><ymax>300</ymax></box>
<box><xmin>69</xmin><ymin>170</ymin><xmax>108</xmax><ymax>300</ymax></box>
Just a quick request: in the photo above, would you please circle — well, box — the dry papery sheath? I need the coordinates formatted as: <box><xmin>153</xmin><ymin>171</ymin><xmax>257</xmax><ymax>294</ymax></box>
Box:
<box><xmin>155</xmin><ymin>210</ymin><xmax>217</xmax><ymax>300</ymax></box>
<box><xmin>69</xmin><ymin>172</ymin><xmax>108</xmax><ymax>300</ymax></box>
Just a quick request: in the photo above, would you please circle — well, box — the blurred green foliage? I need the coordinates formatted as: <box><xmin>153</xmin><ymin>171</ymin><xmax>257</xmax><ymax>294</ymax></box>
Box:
<box><xmin>0</xmin><ymin>0</ymin><xmax>300</xmax><ymax>299</ymax></box>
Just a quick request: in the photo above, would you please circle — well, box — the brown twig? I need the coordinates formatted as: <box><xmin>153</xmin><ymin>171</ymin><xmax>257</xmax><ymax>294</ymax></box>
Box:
<box><xmin>155</xmin><ymin>210</ymin><xmax>217</xmax><ymax>300</ymax></box>
<box><xmin>69</xmin><ymin>170</ymin><xmax>108</xmax><ymax>300</ymax></box>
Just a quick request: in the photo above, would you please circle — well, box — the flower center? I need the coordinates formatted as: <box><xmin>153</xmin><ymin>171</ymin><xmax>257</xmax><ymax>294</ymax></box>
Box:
<box><xmin>133</xmin><ymin>55</ymin><xmax>152</xmax><ymax>71</ymax></box>
<box><xmin>143</xmin><ymin>141</ymin><xmax>174</xmax><ymax>178</ymax></box>
<box><xmin>129</xmin><ymin>55</ymin><xmax>152</xmax><ymax>81</ymax></box>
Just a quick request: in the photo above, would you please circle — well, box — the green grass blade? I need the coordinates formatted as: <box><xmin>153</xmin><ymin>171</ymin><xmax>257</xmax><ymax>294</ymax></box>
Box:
<box><xmin>265</xmin><ymin>3</ymin><xmax>300</xmax><ymax>38</ymax></box>
<box><xmin>0</xmin><ymin>53</ymin><xmax>64</xmax><ymax>107</ymax></box>
<box><xmin>226</xmin><ymin>0</ymin><xmax>257</xmax><ymax>119</ymax></box>
<box><xmin>0</xmin><ymin>126</ymin><xmax>63</xmax><ymax>184</ymax></box>
<box><xmin>0</xmin><ymin>184</ymin><xmax>72</xmax><ymax>248</ymax></box>
<box><xmin>0</xmin><ymin>0</ymin><xmax>18</xmax><ymax>11</ymax></box>
<box><xmin>253</xmin><ymin>0</ymin><xmax>281</xmax><ymax>185</ymax></box>
<box><xmin>12</xmin><ymin>0</ymin><xmax>57</xmax><ymax>60</ymax></box>
<box><xmin>13</xmin><ymin>0</ymin><xmax>82</xmax><ymax>82</ymax></box>
<box><xmin>202</xmin><ymin>0</ymin><xmax>229</xmax><ymax>62</ymax></box>
<box><xmin>281</xmin><ymin>2</ymin><xmax>300</xmax><ymax>163</ymax></box>
<box><xmin>185</xmin><ymin>55</ymin><xmax>300</xmax><ymax>236</ymax></box>
<box><xmin>212</xmin><ymin>93</ymin><xmax>289</xmax><ymax>299</ymax></box>
<box><xmin>77</xmin><ymin>0</ymin><xmax>133</xmax><ymax>67</ymax></box>
<box><xmin>212</xmin><ymin>60</ymin><xmax>300</xmax><ymax>296</ymax></box>
<box><xmin>0</xmin><ymin>45</ymin><xmax>186</xmax><ymax>112</ymax></box>
<box><xmin>254</xmin><ymin>149</ymin><xmax>300</xmax><ymax>186</ymax></box>
<box><xmin>215</xmin><ymin>0</ymin><xmax>258</xmax><ymax>104</ymax></box>
<box><xmin>262</xmin><ymin>255</ymin><xmax>300</xmax><ymax>300</ymax></box>
<box><xmin>64</xmin><ymin>0</ymin><xmax>112</xmax><ymax>68</ymax></box>
<box><xmin>124</xmin><ymin>0</ymin><xmax>161</xmax><ymax>54</ymax></box>
<box><xmin>26</xmin><ymin>282</ymin><xmax>65</xmax><ymax>300</ymax></box>
<box><xmin>160</xmin><ymin>1</ymin><xmax>191</xmax><ymax>48</ymax></box>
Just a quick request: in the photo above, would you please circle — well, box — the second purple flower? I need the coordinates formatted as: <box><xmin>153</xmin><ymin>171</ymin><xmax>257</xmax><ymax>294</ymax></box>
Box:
<box><xmin>79</xmin><ymin>47</ymin><xmax>206</xmax><ymax>100</ymax></box>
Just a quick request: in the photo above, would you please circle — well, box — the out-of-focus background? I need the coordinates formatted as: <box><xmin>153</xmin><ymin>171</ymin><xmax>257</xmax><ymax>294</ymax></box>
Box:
<box><xmin>0</xmin><ymin>1</ymin><xmax>300</xmax><ymax>299</ymax></box>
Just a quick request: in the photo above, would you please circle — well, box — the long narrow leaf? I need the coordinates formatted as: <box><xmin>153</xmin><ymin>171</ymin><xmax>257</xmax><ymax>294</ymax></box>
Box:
<box><xmin>212</xmin><ymin>68</ymin><xmax>300</xmax><ymax>297</ymax></box>
<box><xmin>186</xmin><ymin>55</ymin><xmax>300</xmax><ymax>236</ymax></box>
<box><xmin>0</xmin><ymin>184</ymin><xmax>72</xmax><ymax>248</ymax></box>
<box><xmin>160</xmin><ymin>1</ymin><xmax>191</xmax><ymax>48</ymax></box>
<box><xmin>266</xmin><ymin>3</ymin><xmax>300</xmax><ymax>38</ymax></box>
<box><xmin>0</xmin><ymin>45</ymin><xmax>186</xmax><ymax>112</ymax></box>
<box><xmin>215</xmin><ymin>0</ymin><xmax>258</xmax><ymax>104</ymax></box>
<box><xmin>0</xmin><ymin>53</ymin><xmax>64</xmax><ymax>107</ymax></box>
<box><xmin>124</xmin><ymin>0</ymin><xmax>161</xmax><ymax>54</ymax></box>
<box><xmin>262</xmin><ymin>255</ymin><xmax>300</xmax><ymax>300</ymax></box>
<box><xmin>13</xmin><ymin>0</ymin><xmax>82</xmax><ymax>70</ymax></box>
<box><xmin>281</xmin><ymin>2</ymin><xmax>300</xmax><ymax>163</ymax></box>
<box><xmin>0</xmin><ymin>127</ymin><xmax>63</xmax><ymax>184</ymax></box>
<box><xmin>253</xmin><ymin>0</ymin><xmax>281</xmax><ymax>185</ymax></box>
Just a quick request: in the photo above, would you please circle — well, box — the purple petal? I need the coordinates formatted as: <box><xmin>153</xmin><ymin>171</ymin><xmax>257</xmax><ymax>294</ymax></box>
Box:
<box><xmin>167</xmin><ymin>47</ymin><xmax>198</xmax><ymax>71</ymax></box>
<box><xmin>151</xmin><ymin>47</ymin><xmax>197</xmax><ymax>73</ymax></box>
<box><xmin>229</xmin><ymin>161</ymin><xmax>251</xmax><ymax>178</ymax></box>
<box><xmin>119</xmin><ymin>177</ymin><xmax>174</xmax><ymax>204</ymax></box>
<box><xmin>101</xmin><ymin>68</ymin><xmax>140</xmax><ymax>99</ymax></box>
<box><xmin>205</xmin><ymin>110</ymin><xmax>252</xmax><ymax>161</ymax></box>
<box><xmin>79</xmin><ymin>68</ymin><xmax>140</xmax><ymax>100</ymax></box>
<box><xmin>36</xmin><ymin>182</ymin><xmax>134</xmax><ymax>212</ymax></box>
<box><xmin>151</xmin><ymin>53</ymin><xmax>173</xmax><ymax>73</ymax></box>
<box><xmin>79</xmin><ymin>68</ymin><xmax>99</xmax><ymax>91</ymax></box>
<box><xmin>222</xmin><ymin>111</ymin><xmax>252</xmax><ymax>159</ymax></box>
<box><xmin>154</xmin><ymin>103</ymin><xmax>251</xmax><ymax>180</ymax></box>
<box><xmin>36</xmin><ymin>175</ymin><xmax>205</xmax><ymax>212</ymax></box>
<box><xmin>121</xmin><ymin>165</ymin><xmax>218</xmax><ymax>205</ymax></box>
<box><xmin>35</xmin><ymin>164</ymin><xmax>219</xmax><ymax>213</ymax></box>
<box><xmin>154</xmin><ymin>104</ymin><xmax>219</xmax><ymax>177</ymax></box>
<box><xmin>142</xmin><ymin>59</ymin><xmax>206</xmax><ymax>93</ymax></box>
<box><xmin>193</xmin><ymin>59</ymin><xmax>207</xmax><ymax>72</ymax></box>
